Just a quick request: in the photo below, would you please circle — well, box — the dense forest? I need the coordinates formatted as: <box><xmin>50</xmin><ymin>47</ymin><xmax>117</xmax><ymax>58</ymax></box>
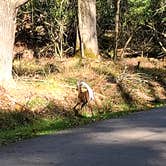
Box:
<box><xmin>0</xmin><ymin>0</ymin><xmax>165</xmax><ymax>144</ymax></box>
<box><xmin>14</xmin><ymin>0</ymin><xmax>165</xmax><ymax>59</ymax></box>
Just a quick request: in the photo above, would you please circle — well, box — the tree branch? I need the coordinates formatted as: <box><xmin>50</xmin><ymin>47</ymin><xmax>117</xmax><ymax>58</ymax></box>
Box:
<box><xmin>158</xmin><ymin>41</ymin><xmax>166</xmax><ymax>53</ymax></box>
<box><xmin>147</xmin><ymin>24</ymin><xmax>166</xmax><ymax>38</ymax></box>
<box><xmin>120</xmin><ymin>34</ymin><xmax>133</xmax><ymax>58</ymax></box>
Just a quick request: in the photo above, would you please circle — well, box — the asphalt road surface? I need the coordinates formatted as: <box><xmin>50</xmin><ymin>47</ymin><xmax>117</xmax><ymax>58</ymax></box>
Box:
<box><xmin>0</xmin><ymin>107</ymin><xmax>166</xmax><ymax>166</ymax></box>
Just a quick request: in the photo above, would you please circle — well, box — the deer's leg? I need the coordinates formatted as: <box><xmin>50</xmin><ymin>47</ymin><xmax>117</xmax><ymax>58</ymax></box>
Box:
<box><xmin>73</xmin><ymin>102</ymin><xmax>80</xmax><ymax>116</ymax></box>
<box><xmin>88</xmin><ymin>103</ymin><xmax>94</xmax><ymax>116</ymax></box>
<box><xmin>73</xmin><ymin>102</ymin><xmax>80</xmax><ymax>110</ymax></box>
<box><xmin>80</xmin><ymin>101</ymin><xmax>87</xmax><ymax>110</ymax></box>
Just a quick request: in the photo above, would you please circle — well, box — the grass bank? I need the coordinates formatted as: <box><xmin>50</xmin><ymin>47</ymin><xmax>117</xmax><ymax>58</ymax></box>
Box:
<box><xmin>0</xmin><ymin>108</ymin><xmax>143</xmax><ymax>146</ymax></box>
<box><xmin>0</xmin><ymin>57</ymin><xmax>166</xmax><ymax>145</ymax></box>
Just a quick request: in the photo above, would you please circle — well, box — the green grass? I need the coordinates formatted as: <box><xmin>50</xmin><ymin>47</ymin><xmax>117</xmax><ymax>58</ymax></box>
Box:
<box><xmin>2</xmin><ymin>57</ymin><xmax>166</xmax><ymax>146</ymax></box>
<box><xmin>0</xmin><ymin>116</ymin><xmax>89</xmax><ymax>145</ymax></box>
<box><xmin>0</xmin><ymin>108</ymin><xmax>139</xmax><ymax>146</ymax></box>
<box><xmin>1</xmin><ymin>101</ymin><xmax>165</xmax><ymax>146</ymax></box>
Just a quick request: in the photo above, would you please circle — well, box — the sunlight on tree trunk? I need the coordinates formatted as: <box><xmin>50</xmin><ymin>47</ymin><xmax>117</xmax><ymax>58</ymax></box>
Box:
<box><xmin>77</xmin><ymin>0</ymin><xmax>99</xmax><ymax>59</ymax></box>
<box><xmin>0</xmin><ymin>0</ymin><xmax>29</xmax><ymax>86</ymax></box>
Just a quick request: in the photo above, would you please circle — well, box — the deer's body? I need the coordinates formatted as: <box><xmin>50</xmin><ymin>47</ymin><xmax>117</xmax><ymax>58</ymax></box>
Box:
<box><xmin>73</xmin><ymin>81</ymin><xmax>94</xmax><ymax>116</ymax></box>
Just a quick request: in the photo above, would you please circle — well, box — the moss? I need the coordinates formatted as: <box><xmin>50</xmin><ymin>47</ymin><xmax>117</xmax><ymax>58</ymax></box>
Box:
<box><xmin>84</xmin><ymin>48</ymin><xmax>99</xmax><ymax>59</ymax></box>
<box><xmin>74</xmin><ymin>49</ymin><xmax>99</xmax><ymax>59</ymax></box>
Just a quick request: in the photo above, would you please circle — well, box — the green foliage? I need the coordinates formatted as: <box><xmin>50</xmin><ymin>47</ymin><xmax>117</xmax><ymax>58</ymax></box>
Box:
<box><xmin>0</xmin><ymin>108</ymin><xmax>138</xmax><ymax>145</ymax></box>
<box><xmin>65</xmin><ymin>77</ymin><xmax>77</xmax><ymax>86</ymax></box>
<box><xmin>127</xmin><ymin>0</ymin><xmax>151</xmax><ymax>26</ymax></box>
<box><xmin>16</xmin><ymin>0</ymin><xmax>165</xmax><ymax>58</ymax></box>
<box><xmin>120</xmin><ymin>0</ymin><xmax>165</xmax><ymax>56</ymax></box>
<box><xmin>16</xmin><ymin>0</ymin><xmax>76</xmax><ymax>57</ymax></box>
<box><xmin>97</xmin><ymin>0</ymin><xmax>114</xmax><ymax>32</ymax></box>
<box><xmin>2</xmin><ymin>103</ymin><xmax>156</xmax><ymax>145</ymax></box>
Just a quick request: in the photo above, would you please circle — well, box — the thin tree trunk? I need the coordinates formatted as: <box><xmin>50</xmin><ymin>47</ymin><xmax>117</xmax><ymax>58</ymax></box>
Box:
<box><xmin>77</xmin><ymin>0</ymin><xmax>99</xmax><ymax>58</ymax></box>
<box><xmin>114</xmin><ymin>0</ymin><xmax>121</xmax><ymax>60</ymax></box>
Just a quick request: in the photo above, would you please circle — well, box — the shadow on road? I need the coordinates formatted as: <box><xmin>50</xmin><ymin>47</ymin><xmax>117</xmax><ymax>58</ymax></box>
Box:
<box><xmin>0</xmin><ymin>107</ymin><xmax>166</xmax><ymax>166</ymax></box>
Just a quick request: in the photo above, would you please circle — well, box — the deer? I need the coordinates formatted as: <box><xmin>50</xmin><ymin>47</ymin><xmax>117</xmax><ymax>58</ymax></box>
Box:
<box><xmin>73</xmin><ymin>80</ymin><xmax>95</xmax><ymax>116</ymax></box>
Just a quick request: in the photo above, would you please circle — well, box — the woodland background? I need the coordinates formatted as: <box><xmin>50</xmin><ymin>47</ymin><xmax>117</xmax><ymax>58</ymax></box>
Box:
<box><xmin>0</xmin><ymin>0</ymin><xmax>165</xmax><ymax>145</ymax></box>
<box><xmin>15</xmin><ymin>0</ymin><xmax>165</xmax><ymax>59</ymax></box>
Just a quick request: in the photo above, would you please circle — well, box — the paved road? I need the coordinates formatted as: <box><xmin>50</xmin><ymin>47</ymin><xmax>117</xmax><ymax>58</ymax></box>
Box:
<box><xmin>0</xmin><ymin>107</ymin><xmax>166</xmax><ymax>166</ymax></box>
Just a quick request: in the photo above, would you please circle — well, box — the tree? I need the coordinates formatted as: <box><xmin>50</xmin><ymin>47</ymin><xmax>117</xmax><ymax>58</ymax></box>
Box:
<box><xmin>16</xmin><ymin>0</ymin><xmax>77</xmax><ymax>58</ymax></box>
<box><xmin>114</xmin><ymin>0</ymin><xmax>121</xmax><ymax>60</ymax></box>
<box><xmin>77</xmin><ymin>0</ymin><xmax>99</xmax><ymax>58</ymax></box>
<box><xmin>0</xmin><ymin>0</ymin><xmax>29</xmax><ymax>85</ymax></box>
<box><xmin>120</xmin><ymin>0</ymin><xmax>165</xmax><ymax>57</ymax></box>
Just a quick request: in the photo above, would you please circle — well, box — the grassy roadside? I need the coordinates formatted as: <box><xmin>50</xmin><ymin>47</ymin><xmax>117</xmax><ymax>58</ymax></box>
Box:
<box><xmin>0</xmin><ymin>110</ymin><xmax>134</xmax><ymax>145</ymax></box>
<box><xmin>0</xmin><ymin>57</ymin><xmax>166</xmax><ymax>145</ymax></box>
<box><xmin>0</xmin><ymin>104</ymin><xmax>164</xmax><ymax>146</ymax></box>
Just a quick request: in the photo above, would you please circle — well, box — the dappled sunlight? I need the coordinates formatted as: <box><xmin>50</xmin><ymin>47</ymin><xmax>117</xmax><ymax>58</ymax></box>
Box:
<box><xmin>87</xmin><ymin>128</ymin><xmax>166</xmax><ymax>144</ymax></box>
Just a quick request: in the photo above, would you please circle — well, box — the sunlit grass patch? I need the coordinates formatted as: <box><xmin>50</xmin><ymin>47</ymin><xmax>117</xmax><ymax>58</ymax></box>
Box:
<box><xmin>13</xmin><ymin>59</ymin><xmax>44</xmax><ymax>77</ymax></box>
<box><xmin>26</xmin><ymin>96</ymin><xmax>48</xmax><ymax>111</ymax></box>
<box><xmin>0</xmin><ymin>115</ymin><xmax>91</xmax><ymax>145</ymax></box>
<box><xmin>13</xmin><ymin>58</ymin><xmax>60</xmax><ymax>78</ymax></box>
<box><xmin>64</xmin><ymin>77</ymin><xmax>77</xmax><ymax>86</ymax></box>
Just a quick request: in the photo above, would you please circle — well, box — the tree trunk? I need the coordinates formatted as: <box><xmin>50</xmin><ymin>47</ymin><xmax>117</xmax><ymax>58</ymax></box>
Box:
<box><xmin>0</xmin><ymin>0</ymin><xmax>29</xmax><ymax>86</ymax></box>
<box><xmin>114</xmin><ymin>0</ymin><xmax>121</xmax><ymax>60</ymax></box>
<box><xmin>77</xmin><ymin>0</ymin><xmax>99</xmax><ymax>58</ymax></box>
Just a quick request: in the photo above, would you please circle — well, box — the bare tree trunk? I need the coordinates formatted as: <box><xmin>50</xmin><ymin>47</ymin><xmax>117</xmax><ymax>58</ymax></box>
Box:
<box><xmin>77</xmin><ymin>0</ymin><xmax>99</xmax><ymax>58</ymax></box>
<box><xmin>114</xmin><ymin>0</ymin><xmax>121</xmax><ymax>60</ymax></box>
<box><xmin>0</xmin><ymin>0</ymin><xmax>29</xmax><ymax>86</ymax></box>
<box><xmin>0</xmin><ymin>1</ymin><xmax>16</xmax><ymax>84</ymax></box>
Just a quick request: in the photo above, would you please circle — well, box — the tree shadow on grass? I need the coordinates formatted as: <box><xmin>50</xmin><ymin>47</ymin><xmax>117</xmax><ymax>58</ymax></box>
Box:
<box><xmin>106</xmin><ymin>73</ymin><xmax>136</xmax><ymax>108</ymax></box>
<box><xmin>116</xmin><ymin>83</ymin><xmax>134</xmax><ymax>106</ymax></box>
<box><xmin>0</xmin><ymin>103</ymin><xmax>74</xmax><ymax>146</ymax></box>
<box><xmin>0</xmin><ymin>109</ymin><xmax>35</xmax><ymax>131</ymax></box>
<box><xmin>137</xmin><ymin>67</ymin><xmax>166</xmax><ymax>104</ymax></box>
<box><xmin>106</xmin><ymin>63</ymin><xmax>166</xmax><ymax>107</ymax></box>
<box><xmin>138</xmin><ymin>67</ymin><xmax>166</xmax><ymax>90</ymax></box>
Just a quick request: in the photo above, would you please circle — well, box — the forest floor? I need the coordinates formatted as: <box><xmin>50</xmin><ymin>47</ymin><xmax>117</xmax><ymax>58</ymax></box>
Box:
<box><xmin>0</xmin><ymin>56</ymin><xmax>166</xmax><ymax>145</ymax></box>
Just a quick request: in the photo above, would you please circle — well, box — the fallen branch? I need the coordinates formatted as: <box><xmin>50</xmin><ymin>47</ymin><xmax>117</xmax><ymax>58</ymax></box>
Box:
<box><xmin>120</xmin><ymin>34</ymin><xmax>133</xmax><ymax>58</ymax></box>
